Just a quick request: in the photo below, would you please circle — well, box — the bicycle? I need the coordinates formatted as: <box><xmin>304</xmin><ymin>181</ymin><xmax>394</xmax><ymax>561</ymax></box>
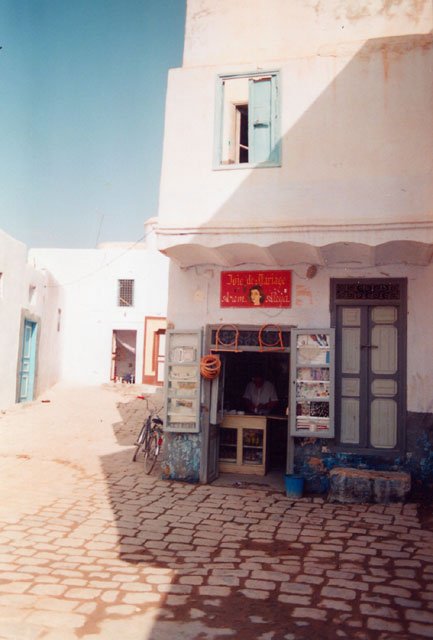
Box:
<box><xmin>143</xmin><ymin>420</ymin><xmax>164</xmax><ymax>474</ymax></box>
<box><xmin>132</xmin><ymin>397</ymin><xmax>164</xmax><ymax>474</ymax></box>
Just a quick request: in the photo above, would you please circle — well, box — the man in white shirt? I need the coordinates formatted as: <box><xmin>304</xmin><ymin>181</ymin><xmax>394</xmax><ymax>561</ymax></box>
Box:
<box><xmin>243</xmin><ymin>374</ymin><xmax>278</xmax><ymax>415</ymax></box>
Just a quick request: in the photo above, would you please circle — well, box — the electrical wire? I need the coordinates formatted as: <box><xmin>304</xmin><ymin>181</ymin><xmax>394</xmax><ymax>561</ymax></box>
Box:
<box><xmin>41</xmin><ymin>230</ymin><xmax>150</xmax><ymax>289</ymax></box>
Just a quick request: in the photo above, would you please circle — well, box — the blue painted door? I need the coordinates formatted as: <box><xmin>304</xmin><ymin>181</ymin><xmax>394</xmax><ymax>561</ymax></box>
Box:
<box><xmin>18</xmin><ymin>320</ymin><xmax>38</xmax><ymax>402</ymax></box>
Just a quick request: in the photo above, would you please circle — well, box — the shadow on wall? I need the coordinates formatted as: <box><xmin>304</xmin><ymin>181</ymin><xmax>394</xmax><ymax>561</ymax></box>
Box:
<box><xmin>211</xmin><ymin>33</ymin><xmax>432</xmax><ymax>228</ymax></box>
<box><xmin>166</xmin><ymin>32</ymin><xmax>433</xmax><ymax>266</ymax></box>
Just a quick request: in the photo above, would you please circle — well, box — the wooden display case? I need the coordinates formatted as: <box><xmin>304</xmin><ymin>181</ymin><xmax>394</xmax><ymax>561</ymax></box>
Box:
<box><xmin>219</xmin><ymin>414</ymin><xmax>268</xmax><ymax>475</ymax></box>
<box><xmin>290</xmin><ymin>329</ymin><xmax>335</xmax><ymax>438</ymax></box>
<box><xmin>164</xmin><ymin>330</ymin><xmax>201</xmax><ymax>433</ymax></box>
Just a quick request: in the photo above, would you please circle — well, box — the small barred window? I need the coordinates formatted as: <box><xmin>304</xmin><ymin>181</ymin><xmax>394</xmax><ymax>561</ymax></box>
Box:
<box><xmin>118</xmin><ymin>279</ymin><xmax>134</xmax><ymax>307</ymax></box>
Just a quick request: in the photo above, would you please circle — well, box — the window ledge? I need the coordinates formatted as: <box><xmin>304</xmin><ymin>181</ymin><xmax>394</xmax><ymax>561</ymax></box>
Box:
<box><xmin>213</xmin><ymin>161</ymin><xmax>281</xmax><ymax>171</ymax></box>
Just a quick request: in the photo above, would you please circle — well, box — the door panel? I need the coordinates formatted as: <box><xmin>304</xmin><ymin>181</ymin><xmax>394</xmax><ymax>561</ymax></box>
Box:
<box><xmin>371</xmin><ymin>399</ymin><xmax>397</xmax><ymax>448</ymax></box>
<box><xmin>337</xmin><ymin>302</ymin><xmax>401</xmax><ymax>450</ymax></box>
<box><xmin>18</xmin><ymin>320</ymin><xmax>37</xmax><ymax>402</ymax></box>
<box><xmin>156</xmin><ymin>331</ymin><xmax>166</xmax><ymax>384</ymax></box>
<box><xmin>371</xmin><ymin>325</ymin><xmax>397</xmax><ymax>375</ymax></box>
<box><xmin>342</xmin><ymin>328</ymin><xmax>360</xmax><ymax>374</ymax></box>
<box><xmin>372</xmin><ymin>306</ymin><xmax>397</xmax><ymax>324</ymax></box>
<box><xmin>371</xmin><ymin>379</ymin><xmax>397</xmax><ymax>397</ymax></box>
<box><xmin>207</xmin><ymin>357</ymin><xmax>225</xmax><ymax>483</ymax></box>
<box><xmin>341</xmin><ymin>398</ymin><xmax>360</xmax><ymax>443</ymax></box>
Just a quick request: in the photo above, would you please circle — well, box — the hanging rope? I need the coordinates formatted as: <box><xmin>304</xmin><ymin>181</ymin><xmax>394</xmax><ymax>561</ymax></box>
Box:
<box><xmin>200</xmin><ymin>354</ymin><xmax>221</xmax><ymax>379</ymax></box>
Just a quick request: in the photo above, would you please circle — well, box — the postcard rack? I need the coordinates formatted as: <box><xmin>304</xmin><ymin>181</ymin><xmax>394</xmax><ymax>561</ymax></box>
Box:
<box><xmin>290</xmin><ymin>329</ymin><xmax>335</xmax><ymax>438</ymax></box>
<box><xmin>164</xmin><ymin>330</ymin><xmax>201</xmax><ymax>433</ymax></box>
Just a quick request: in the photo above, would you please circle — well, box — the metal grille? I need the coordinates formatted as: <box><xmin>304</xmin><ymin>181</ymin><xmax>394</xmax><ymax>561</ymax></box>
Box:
<box><xmin>118</xmin><ymin>279</ymin><xmax>134</xmax><ymax>307</ymax></box>
<box><xmin>335</xmin><ymin>283</ymin><xmax>400</xmax><ymax>301</ymax></box>
<box><xmin>211</xmin><ymin>328</ymin><xmax>290</xmax><ymax>348</ymax></box>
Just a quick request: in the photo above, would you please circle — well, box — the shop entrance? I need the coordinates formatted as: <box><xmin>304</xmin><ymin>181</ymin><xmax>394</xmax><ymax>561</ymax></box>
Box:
<box><xmin>202</xmin><ymin>324</ymin><xmax>293</xmax><ymax>485</ymax></box>
<box><xmin>220</xmin><ymin>350</ymin><xmax>289</xmax><ymax>473</ymax></box>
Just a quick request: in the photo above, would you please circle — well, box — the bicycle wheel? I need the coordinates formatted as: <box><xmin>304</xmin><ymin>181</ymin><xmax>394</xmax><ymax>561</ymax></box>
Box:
<box><xmin>132</xmin><ymin>423</ymin><xmax>147</xmax><ymax>462</ymax></box>
<box><xmin>143</xmin><ymin>433</ymin><xmax>159</xmax><ymax>474</ymax></box>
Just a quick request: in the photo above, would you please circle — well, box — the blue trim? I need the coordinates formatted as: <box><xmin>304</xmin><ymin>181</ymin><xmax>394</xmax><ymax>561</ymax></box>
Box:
<box><xmin>18</xmin><ymin>320</ymin><xmax>38</xmax><ymax>402</ymax></box>
<box><xmin>213</xmin><ymin>70</ymin><xmax>281</xmax><ymax>170</ymax></box>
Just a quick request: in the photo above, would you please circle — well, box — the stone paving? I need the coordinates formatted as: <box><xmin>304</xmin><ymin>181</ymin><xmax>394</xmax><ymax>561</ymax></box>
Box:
<box><xmin>0</xmin><ymin>384</ymin><xmax>433</xmax><ymax>639</ymax></box>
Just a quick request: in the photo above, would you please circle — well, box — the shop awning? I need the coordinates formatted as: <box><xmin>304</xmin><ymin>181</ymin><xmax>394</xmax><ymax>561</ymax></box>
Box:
<box><xmin>155</xmin><ymin>224</ymin><xmax>433</xmax><ymax>268</ymax></box>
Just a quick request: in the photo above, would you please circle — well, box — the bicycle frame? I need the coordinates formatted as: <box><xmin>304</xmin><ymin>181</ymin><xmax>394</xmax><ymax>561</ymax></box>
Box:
<box><xmin>132</xmin><ymin>397</ymin><xmax>164</xmax><ymax>464</ymax></box>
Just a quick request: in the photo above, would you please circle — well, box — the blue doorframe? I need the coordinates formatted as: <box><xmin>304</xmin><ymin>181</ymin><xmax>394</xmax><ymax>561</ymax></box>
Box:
<box><xmin>18</xmin><ymin>320</ymin><xmax>38</xmax><ymax>403</ymax></box>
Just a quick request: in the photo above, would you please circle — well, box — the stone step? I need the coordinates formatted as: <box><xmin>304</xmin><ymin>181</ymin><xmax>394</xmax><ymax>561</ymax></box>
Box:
<box><xmin>328</xmin><ymin>467</ymin><xmax>411</xmax><ymax>504</ymax></box>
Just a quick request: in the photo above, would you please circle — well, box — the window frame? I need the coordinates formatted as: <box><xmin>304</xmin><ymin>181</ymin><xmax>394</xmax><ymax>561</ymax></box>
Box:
<box><xmin>330</xmin><ymin>278</ymin><xmax>407</xmax><ymax>456</ymax></box>
<box><xmin>213</xmin><ymin>70</ymin><xmax>281</xmax><ymax>170</ymax></box>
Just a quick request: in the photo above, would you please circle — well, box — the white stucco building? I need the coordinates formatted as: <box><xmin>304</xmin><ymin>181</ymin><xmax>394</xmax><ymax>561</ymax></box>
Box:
<box><xmin>0</xmin><ymin>230</ymin><xmax>63</xmax><ymax>409</ymax></box>
<box><xmin>0</xmin><ymin>222</ymin><xmax>169</xmax><ymax>410</ymax></box>
<box><xmin>156</xmin><ymin>0</ymin><xmax>433</xmax><ymax>494</ymax></box>
<box><xmin>29</xmin><ymin>221</ymin><xmax>169</xmax><ymax>388</ymax></box>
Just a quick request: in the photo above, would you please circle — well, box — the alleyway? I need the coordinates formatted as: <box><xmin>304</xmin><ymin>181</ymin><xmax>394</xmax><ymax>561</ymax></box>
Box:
<box><xmin>0</xmin><ymin>385</ymin><xmax>432</xmax><ymax>640</ymax></box>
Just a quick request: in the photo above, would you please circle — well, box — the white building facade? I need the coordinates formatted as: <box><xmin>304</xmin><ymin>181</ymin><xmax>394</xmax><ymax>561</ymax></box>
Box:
<box><xmin>0</xmin><ymin>223</ymin><xmax>169</xmax><ymax>410</ymax></box>
<box><xmin>0</xmin><ymin>230</ymin><xmax>63</xmax><ymax>409</ymax></box>
<box><xmin>156</xmin><ymin>0</ymin><xmax>433</xmax><ymax>495</ymax></box>
<box><xmin>29</xmin><ymin>222</ymin><xmax>169</xmax><ymax>388</ymax></box>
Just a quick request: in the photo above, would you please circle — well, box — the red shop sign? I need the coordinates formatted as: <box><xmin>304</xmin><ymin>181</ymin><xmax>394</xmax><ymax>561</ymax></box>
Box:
<box><xmin>220</xmin><ymin>270</ymin><xmax>292</xmax><ymax>308</ymax></box>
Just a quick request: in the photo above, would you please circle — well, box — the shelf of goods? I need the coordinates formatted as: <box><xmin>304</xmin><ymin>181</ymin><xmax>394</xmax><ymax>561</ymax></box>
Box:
<box><xmin>290</xmin><ymin>329</ymin><xmax>335</xmax><ymax>438</ymax></box>
<box><xmin>164</xmin><ymin>330</ymin><xmax>201</xmax><ymax>433</ymax></box>
<box><xmin>219</xmin><ymin>414</ymin><xmax>268</xmax><ymax>475</ymax></box>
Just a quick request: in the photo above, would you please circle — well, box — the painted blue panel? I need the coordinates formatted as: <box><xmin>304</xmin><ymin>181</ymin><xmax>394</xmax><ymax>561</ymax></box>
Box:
<box><xmin>249</xmin><ymin>77</ymin><xmax>272</xmax><ymax>164</ymax></box>
<box><xmin>161</xmin><ymin>432</ymin><xmax>201</xmax><ymax>482</ymax></box>
<box><xmin>18</xmin><ymin>320</ymin><xmax>37</xmax><ymax>403</ymax></box>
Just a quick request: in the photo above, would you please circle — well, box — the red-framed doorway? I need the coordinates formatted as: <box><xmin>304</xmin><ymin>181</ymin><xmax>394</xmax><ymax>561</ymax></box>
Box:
<box><xmin>142</xmin><ymin>317</ymin><xmax>167</xmax><ymax>386</ymax></box>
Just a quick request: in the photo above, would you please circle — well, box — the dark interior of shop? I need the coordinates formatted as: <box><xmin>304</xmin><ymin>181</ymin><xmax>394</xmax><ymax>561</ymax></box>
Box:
<box><xmin>221</xmin><ymin>351</ymin><xmax>289</xmax><ymax>470</ymax></box>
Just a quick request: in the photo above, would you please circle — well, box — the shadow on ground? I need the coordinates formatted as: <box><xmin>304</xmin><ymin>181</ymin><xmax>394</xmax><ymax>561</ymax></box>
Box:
<box><xmin>96</xmin><ymin>390</ymin><xmax>336</xmax><ymax>640</ymax></box>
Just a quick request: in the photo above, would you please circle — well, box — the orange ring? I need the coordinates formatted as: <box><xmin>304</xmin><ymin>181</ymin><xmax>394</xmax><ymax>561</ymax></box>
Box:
<box><xmin>213</xmin><ymin>324</ymin><xmax>242</xmax><ymax>352</ymax></box>
<box><xmin>216</xmin><ymin>324</ymin><xmax>238</xmax><ymax>347</ymax></box>
<box><xmin>259</xmin><ymin>324</ymin><xmax>284</xmax><ymax>351</ymax></box>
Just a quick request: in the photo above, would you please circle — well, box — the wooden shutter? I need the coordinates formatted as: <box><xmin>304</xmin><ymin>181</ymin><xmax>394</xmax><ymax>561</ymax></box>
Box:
<box><xmin>249</xmin><ymin>77</ymin><xmax>273</xmax><ymax>164</ymax></box>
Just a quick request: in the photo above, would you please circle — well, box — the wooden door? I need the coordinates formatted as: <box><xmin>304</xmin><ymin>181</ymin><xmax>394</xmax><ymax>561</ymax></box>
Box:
<box><xmin>18</xmin><ymin>320</ymin><xmax>38</xmax><ymax>402</ymax></box>
<box><xmin>337</xmin><ymin>304</ymin><xmax>403</xmax><ymax>450</ymax></box>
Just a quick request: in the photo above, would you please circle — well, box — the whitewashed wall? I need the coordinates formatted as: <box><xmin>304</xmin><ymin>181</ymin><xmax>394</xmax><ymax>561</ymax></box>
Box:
<box><xmin>158</xmin><ymin>0</ymin><xmax>432</xmax><ymax>245</ymax></box>
<box><xmin>183</xmin><ymin>0</ymin><xmax>432</xmax><ymax>67</ymax></box>
<box><xmin>0</xmin><ymin>231</ymin><xmax>27</xmax><ymax>408</ymax></box>
<box><xmin>0</xmin><ymin>230</ymin><xmax>62</xmax><ymax>409</ymax></box>
<box><xmin>29</xmin><ymin>228</ymin><xmax>169</xmax><ymax>385</ymax></box>
<box><xmin>167</xmin><ymin>261</ymin><xmax>433</xmax><ymax>414</ymax></box>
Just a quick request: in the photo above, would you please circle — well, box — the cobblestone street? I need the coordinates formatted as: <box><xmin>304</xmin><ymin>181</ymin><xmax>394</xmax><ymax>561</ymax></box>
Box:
<box><xmin>0</xmin><ymin>384</ymin><xmax>433</xmax><ymax>639</ymax></box>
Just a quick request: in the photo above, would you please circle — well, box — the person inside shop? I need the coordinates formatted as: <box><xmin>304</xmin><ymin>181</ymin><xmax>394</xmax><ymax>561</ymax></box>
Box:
<box><xmin>243</xmin><ymin>372</ymin><xmax>278</xmax><ymax>415</ymax></box>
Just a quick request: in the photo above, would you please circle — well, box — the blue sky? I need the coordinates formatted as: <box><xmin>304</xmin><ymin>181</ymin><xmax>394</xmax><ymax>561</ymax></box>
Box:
<box><xmin>0</xmin><ymin>0</ymin><xmax>186</xmax><ymax>248</ymax></box>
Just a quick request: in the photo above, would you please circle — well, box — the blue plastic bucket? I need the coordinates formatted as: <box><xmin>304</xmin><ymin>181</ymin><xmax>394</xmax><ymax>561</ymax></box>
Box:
<box><xmin>285</xmin><ymin>474</ymin><xmax>304</xmax><ymax>498</ymax></box>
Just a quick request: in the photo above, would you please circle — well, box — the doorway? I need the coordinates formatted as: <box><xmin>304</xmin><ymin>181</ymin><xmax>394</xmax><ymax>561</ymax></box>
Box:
<box><xmin>204</xmin><ymin>342</ymin><xmax>291</xmax><ymax>488</ymax></box>
<box><xmin>221</xmin><ymin>350</ymin><xmax>289</xmax><ymax>472</ymax></box>
<box><xmin>18</xmin><ymin>319</ymin><xmax>38</xmax><ymax>402</ymax></box>
<box><xmin>142</xmin><ymin>317</ymin><xmax>167</xmax><ymax>386</ymax></box>
<box><xmin>111</xmin><ymin>330</ymin><xmax>137</xmax><ymax>383</ymax></box>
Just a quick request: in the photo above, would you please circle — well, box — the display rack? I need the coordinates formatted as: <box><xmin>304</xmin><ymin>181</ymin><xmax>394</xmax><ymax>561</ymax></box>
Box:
<box><xmin>290</xmin><ymin>329</ymin><xmax>335</xmax><ymax>438</ymax></box>
<box><xmin>164</xmin><ymin>330</ymin><xmax>201</xmax><ymax>433</ymax></box>
<box><xmin>219</xmin><ymin>414</ymin><xmax>267</xmax><ymax>475</ymax></box>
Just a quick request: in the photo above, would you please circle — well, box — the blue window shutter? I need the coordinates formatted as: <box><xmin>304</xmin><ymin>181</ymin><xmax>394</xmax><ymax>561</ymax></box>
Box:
<box><xmin>249</xmin><ymin>77</ymin><xmax>274</xmax><ymax>164</ymax></box>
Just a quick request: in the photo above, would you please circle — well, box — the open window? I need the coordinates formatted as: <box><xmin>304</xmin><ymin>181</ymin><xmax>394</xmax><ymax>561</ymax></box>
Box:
<box><xmin>214</xmin><ymin>71</ymin><xmax>281</xmax><ymax>168</ymax></box>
